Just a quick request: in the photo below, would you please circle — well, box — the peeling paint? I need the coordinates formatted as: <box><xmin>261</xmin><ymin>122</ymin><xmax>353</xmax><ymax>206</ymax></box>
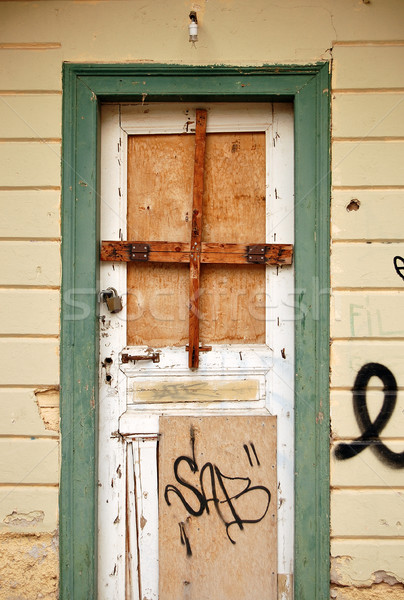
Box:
<box><xmin>331</xmin><ymin>581</ymin><xmax>404</xmax><ymax>599</ymax></box>
<box><xmin>34</xmin><ymin>387</ymin><xmax>59</xmax><ymax>432</ymax></box>
<box><xmin>331</xmin><ymin>555</ymin><xmax>404</xmax><ymax>588</ymax></box>
<box><xmin>3</xmin><ymin>510</ymin><xmax>44</xmax><ymax>527</ymax></box>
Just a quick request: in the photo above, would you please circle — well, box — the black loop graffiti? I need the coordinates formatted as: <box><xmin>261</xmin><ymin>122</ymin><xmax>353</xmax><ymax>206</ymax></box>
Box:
<box><xmin>164</xmin><ymin>446</ymin><xmax>271</xmax><ymax>554</ymax></box>
<box><xmin>393</xmin><ymin>256</ymin><xmax>404</xmax><ymax>281</ymax></box>
<box><xmin>335</xmin><ymin>362</ymin><xmax>404</xmax><ymax>468</ymax></box>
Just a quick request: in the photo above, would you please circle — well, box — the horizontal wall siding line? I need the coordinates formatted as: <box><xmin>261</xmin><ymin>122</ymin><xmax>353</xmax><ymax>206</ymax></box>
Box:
<box><xmin>332</xmin><ymin>47</ymin><xmax>404</xmax><ymax>89</ymax></box>
<box><xmin>0</xmin><ymin>334</ymin><xmax>59</xmax><ymax>339</ymax></box>
<box><xmin>0</xmin><ymin>285</ymin><xmax>60</xmax><ymax>290</ymax></box>
<box><xmin>332</xmin><ymin>95</ymin><xmax>404</xmax><ymax>138</ymax></box>
<box><xmin>333</xmin><ymin>140</ymin><xmax>404</xmax><ymax>186</ymax></box>
<box><xmin>0</xmin><ymin>383</ymin><xmax>59</xmax><ymax>392</ymax></box>
<box><xmin>331</xmin><ymin>436</ymin><xmax>404</xmax><ymax>442</ymax></box>
<box><xmin>333</xmin><ymin>136</ymin><xmax>404</xmax><ymax>142</ymax></box>
<box><xmin>0</xmin><ymin>138</ymin><xmax>61</xmax><ymax>143</ymax></box>
<box><xmin>333</xmin><ymin>290</ymin><xmax>404</xmax><ymax>296</ymax></box>
<box><xmin>332</xmin><ymin>185</ymin><xmax>404</xmax><ymax>190</ymax></box>
<box><xmin>333</xmin><ymin>88</ymin><xmax>404</xmax><ymax>94</ymax></box>
<box><xmin>0</xmin><ymin>482</ymin><xmax>59</xmax><ymax>488</ymax></box>
<box><xmin>332</xmin><ymin>239</ymin><xmax>404</xmax><ymax>244</ymax></box>
<box><xmin>0</xmin><ymin>186</ymin><xmax>60</xmax><ymax>191</ymax></box>
<box><xmin>331</xmin><ymin>337</ymin><xmax>404</xmax><ymax>342</ymax></box>
<box><xmin>331</xmin><ymin>535</ymin><xmax>404</xmax><ymax>540</ymax></box>
<box><xmin>0</xmin><ymin>237</ymin><xmax>61</xmax><ymax>242</ymax></box>
<box><xmin>0</xmin><ymin>42</ymin><xmax>61</xmax><ymax>49</ymax></box>
<box><xmin>0</xmin><ymin>91</ymin><xmax>62</xmax><ymax>96</ymax></box>
<box><xmin>0</xmin><ymin>434</ymin><xmax>59</xmax><ymax>440</ymax></box>
<box><xmin>333</xmin><ymin>41</ymin><xmax>404</xmax><ymax>47</ymax></box>
<box><xmin>332</xmin><ymin>287</ymin><xmax>404</xmax><ymax>292</ymax></box>
<box><xmin>331</xmin><ymin>486</ymin><xmax>404</xmax><ymax>491</ymax></box>
<box><xmin>331</xmin><ymin>386</ymin><xmax>404</xmax><ymax>392</ymax></box>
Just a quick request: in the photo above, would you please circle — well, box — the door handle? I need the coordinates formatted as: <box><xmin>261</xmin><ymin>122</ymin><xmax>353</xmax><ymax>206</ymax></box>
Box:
<box><xmin>121</xmin><ymin>352</ymin><xmax>160</xmax><ymax>364</ymax></box>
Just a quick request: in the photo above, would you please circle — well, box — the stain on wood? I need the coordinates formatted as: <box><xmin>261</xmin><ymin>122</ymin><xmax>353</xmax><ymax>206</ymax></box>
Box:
<box><xmin>159</xmin><ymin>416</ymin><xmax>277</xmax><ymax>600</ymax></box>
<box><xmin>131</xmin><ymin>378</ymin><xmax>260</xmax><ymax>403</ymax></box>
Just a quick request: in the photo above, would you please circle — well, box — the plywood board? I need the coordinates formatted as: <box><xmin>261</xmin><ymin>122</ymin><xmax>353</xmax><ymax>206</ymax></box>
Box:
<box><xmin>159</xmin><ymin>415</ymin><xmax>277</xmax><ymax>600</ymax></box>
<box><xmin>127</xmin><ymin>132</ymin><xmax>266</xmax><ymax>346</ymax></box>
<box><xmin>202</xmin><ymin>132</ymin><xmax>266</xmax><ymax>243</ymax></box>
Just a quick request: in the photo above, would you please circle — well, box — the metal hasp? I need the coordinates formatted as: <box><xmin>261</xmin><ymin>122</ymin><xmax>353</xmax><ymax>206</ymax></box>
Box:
<box><xmin>246</xmin><ymin>245</ymin><xmax>266</xmax><ymax>264</ymax></box>
<box><xmin>121</xmin><ymin>352</ymin><xmax>160</xmax><ymax>364</ymax></box>
<box><xmin>131</xmin><ymin>243</ymin><xmax>150</xmax><ymax>261</ymax></box>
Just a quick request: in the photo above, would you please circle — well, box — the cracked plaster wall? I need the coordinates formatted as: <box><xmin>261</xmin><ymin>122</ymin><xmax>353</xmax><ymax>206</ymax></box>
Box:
<box><xmin>1</xmin><ymin>0</ymin><xmax>404</xmax><ymax>598</ymax></box>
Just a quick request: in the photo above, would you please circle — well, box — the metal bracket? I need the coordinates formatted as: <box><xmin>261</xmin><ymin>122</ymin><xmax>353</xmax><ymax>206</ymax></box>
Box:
<box><xmin>130</xmin><ymin>243</ymin><xmax>150</xmax><ymax>261</ymax></box>
<box><xmin>246</xmin><ymin>245</ymin><xmax>266</xmax><ymax>264</ymax></box>
<box><xmin>121</xmin><ymin>352</ymin><xmax>160</xmax><ymax>364</ymax></box>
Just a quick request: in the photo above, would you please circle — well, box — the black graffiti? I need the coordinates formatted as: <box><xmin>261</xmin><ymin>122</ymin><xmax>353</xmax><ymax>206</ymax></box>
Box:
<box><xmin>164</xmin><ymin>443</ymin><xmax>271</xmax><ymax>548</ymax></box>
<box><xmin>178</xmin><ymin>521</ymin><xmax>192</xmax><ymax>557</ymax></box>
<box><xmin>243</xmin><ymin>442</ymin><xmax>260</xmax><ymax>466</ymax></box>
<box><xmin>335</xmin><ymin>362</ymin><xmax>404</xmax><ymax>468</ymax></box>
<box><xmin>393</xmin><ymin>256</ymin><xmax>404</xmax><ymax>281</ymax></box>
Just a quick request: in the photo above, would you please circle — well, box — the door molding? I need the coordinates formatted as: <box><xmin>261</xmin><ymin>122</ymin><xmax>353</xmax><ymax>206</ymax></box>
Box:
<box><xmin>61</xmin><ymin>63</ymin><xmax>330</xmax><ymax>599</ymax></box>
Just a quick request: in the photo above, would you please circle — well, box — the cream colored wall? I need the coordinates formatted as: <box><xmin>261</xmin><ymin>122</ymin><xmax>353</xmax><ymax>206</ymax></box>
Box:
<box><xmin>0</xmin><ymin>1</ymin><xmax>403</xmax><ymax>599</ymax></box>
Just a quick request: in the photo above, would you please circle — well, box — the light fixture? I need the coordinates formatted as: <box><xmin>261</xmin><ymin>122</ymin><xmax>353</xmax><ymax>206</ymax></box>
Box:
<box><xmin>189</xmin><ymin>11</ymin><xmax>198</xmax><ymax>43</ymax></box>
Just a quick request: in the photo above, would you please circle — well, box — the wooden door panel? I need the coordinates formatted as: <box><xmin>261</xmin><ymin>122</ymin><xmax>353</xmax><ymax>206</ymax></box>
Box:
<box><xmin>127</xmin><ymin>131</ymin><xmax>266</xmax><ymax>347</ymax></box>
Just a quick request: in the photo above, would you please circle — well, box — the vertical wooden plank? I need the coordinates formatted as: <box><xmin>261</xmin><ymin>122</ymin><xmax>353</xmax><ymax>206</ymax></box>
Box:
<box><xmin>159</xmin><ymin>416</ymin><xmax>277</xmax><ymax>600</ymax></box>
<box><xmin>189</xmin><ymin>109</ymin><xmax>207</xmax><ymax>368</ymax></box>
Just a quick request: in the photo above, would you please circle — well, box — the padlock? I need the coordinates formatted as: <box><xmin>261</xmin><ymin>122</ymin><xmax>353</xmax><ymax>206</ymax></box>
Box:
<box><xmin>102</xmin><ymin>287</ymin><xmax>123</xmax><ymax>314</ymax></box>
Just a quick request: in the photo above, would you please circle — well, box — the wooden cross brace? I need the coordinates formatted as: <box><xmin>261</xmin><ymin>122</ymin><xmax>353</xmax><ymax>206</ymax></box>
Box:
<box><xmin>101</xmin><ymin>109</ymin><xmax>293</xmax><ymax>369</ymax></box>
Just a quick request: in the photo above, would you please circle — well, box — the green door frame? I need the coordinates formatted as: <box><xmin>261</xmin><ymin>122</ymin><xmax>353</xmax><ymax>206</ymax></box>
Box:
<box><xmin>60</xmin><ymin>63</ymin><xmax>330</xmax><ymax>599</ymax></box>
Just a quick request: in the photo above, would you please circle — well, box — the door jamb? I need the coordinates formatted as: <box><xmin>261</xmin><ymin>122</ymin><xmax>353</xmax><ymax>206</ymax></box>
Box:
<box><xmin>60</xmin><ymin>63</ymin><xmax>330</xmax><ymax>600</ymax></box>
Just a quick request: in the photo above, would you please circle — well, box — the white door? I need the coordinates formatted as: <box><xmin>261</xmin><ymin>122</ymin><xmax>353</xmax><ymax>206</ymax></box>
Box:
<box><xmin>98</xmin><ymin>103</ymin><xmax>294</xmax><ymax>599</ymax></box>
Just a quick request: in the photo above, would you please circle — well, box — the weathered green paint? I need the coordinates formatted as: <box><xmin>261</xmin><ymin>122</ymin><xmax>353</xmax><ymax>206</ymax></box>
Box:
<box><xmin>61</xmin><ymin>63</ymin><xmax>330</xmax><ymax>599</ymax></box>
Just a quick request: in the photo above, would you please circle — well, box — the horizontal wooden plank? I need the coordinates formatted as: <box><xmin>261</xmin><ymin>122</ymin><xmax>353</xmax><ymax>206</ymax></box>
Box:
<box><xmin>331</xmin><ymin>291</ymin><xmax>404</xmax><ymax>338</ymax></box>
<box><xmin>332</xmin><ymin>46</ymin><xmax>404</xmax><ymax>89</ymax></box>
<box><xmin>332</xmin><ymin>190</ymin><xmax>404</xmax><ymax>240</ymax></box>
<box><xmin>331</xmin><ymin>243</ymin><xmax>404</xmax><ymax>288</ymax></box>
<box><xmin>0</xmin><ymin>49</ymin><xmax>62</xmax><ymax>91</ymax></box>
<box><xmin>0</xmin><ymin>388</ymin><xmax>57</xmax><ymax>436</ymax></box>
<box><xmin>0</xmin><ymin>485</ymin><xmax>58</xmax><ymax>533</ymax></box>
<box><xmin>331</xmin><ymin>440</ymin><xmax>404</xmax><ymax>487</ymax></box>
<box><xmin>0</xmin><ymin>95</ymin><xmax>61</xmax><ymax>138</ymax></box>
<box><xmin>0</xmin><ymin>141</ymin><xmax>60</xmax><ymax>187</ymax></box>
<box><xmin>332</xmin><ymin>93</ymin><xmax>404</xmax><ymax>138</ymax></box>
<box><xmin>0</xmin><ymin>289</ymin><xmax>59</xmax><ymax>334</ymax></box>
<box><xmin>0</xmin><ymin>190</ymin><xmax>60</xmax><ymax>238</ymax></box>
<box><xmin>331</xmin><ymin>389</ymin><xmax>404</xmax><ymax>440</ymax></box>
<box><xmin>0</xmin><ymin>438</ymin><xmax>58</xmax><ymax>484</ymax></box>
<box><xmin>131</xmin><ymin>377</ymin><xmax>260</xmax><ymax>403</ymax></box>
<box><xmin>101</xmin><ymin>241</ymin><xmax>293</xmax><ymax>265</ymax></box>
<box><xmin>0</xmin><ymin>241</ymin><xmax>60</xmax><ymax>286</ymax></box>
<box><xmin>0</xmin><ymin>338</ymin><xmax>59</xmax><ymax>386</ymax></box>
<box><xmin>331</xmin><ymin>539</ymin><xmax>404</xmax><ymax>586</ymax></box>
<box><xmin>331</xmin><ymin>340</ymin><xmax>404</xmax><ymax>388</ymax></box>
<box><xmin>331</xmin><ymin>489</ymin><xmax>404</xmax><ymax>537</ymax></box>
<box><xmin>332</xmin><ymin>140</ymin><xmax>404</xmax><ymax>187</ymax></box>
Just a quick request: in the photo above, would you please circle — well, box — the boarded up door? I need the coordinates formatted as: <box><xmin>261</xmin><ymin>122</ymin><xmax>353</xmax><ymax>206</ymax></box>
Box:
<box><xmin>98</xmin><ymin>103</ymin><xmax>294</xmax><ymax>600</ymax></box>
